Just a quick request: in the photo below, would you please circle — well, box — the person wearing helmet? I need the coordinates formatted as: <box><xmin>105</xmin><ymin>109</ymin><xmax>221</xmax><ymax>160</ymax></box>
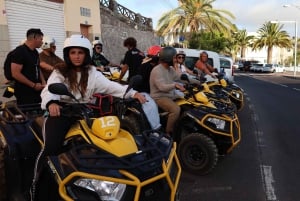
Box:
<box><xmin>10</xmin><ymin>28</ymin><xmax>46</xmax><ymax>105</ymax></box>
<box><xmin>91</xmin><ymin>39</ymin><xmax>119</xmax><ymax>71</ymax></box>
<box><xmin>40</xmin><ymin>34</ymin><xmax>147</xmax><ymax>152</ymax></box>
<box><xmin>173</xmin><ymin>50</ymin><xmax>194</xmax><ymax>75</ymax></box>
<box><xmin>39</xmin><ymin>36</ymin><xmax>64</xmax><ymax>80</ymax></box>
<box><xmin>119</xmin><ymin>37</ymin><xmax>145</xmax><ymax>82</ymax></box>
<box><xmin>195</xmin><ymin>51</ymin><xmax>217</xmax><ymax>78</ymax></box>
<box><xmin>135</xmin><ymin>45</ymin><xmax>162</xmax><ymax>93</ymax></box>
<box><xmin>149</xmin><ymin>46</ymin><xmax>185</xmax><ymax>136</ymax></box>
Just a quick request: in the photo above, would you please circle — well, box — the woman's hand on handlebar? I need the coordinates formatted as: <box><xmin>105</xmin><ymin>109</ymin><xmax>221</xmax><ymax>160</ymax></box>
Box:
<box><xmin>48</xmin><ymin>103</ymin><xmax>62</xmax><ymax>117</ymax></box>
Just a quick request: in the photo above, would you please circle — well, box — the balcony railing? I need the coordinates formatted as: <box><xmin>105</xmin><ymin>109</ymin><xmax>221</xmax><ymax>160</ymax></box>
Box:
<box><xmin>99</xmin><ymin>0</ymin><xmax>153</xmax><ymax>31</ymax></box>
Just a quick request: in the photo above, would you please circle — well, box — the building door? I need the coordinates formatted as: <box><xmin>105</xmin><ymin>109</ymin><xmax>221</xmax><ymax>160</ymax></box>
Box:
<box><xmin>5</xmin><ymin>0</ymin><xmax>66</xmax><ymax>58</ymax></box>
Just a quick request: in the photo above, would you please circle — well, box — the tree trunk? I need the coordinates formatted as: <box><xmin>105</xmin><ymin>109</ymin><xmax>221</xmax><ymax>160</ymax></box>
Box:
<box><xmin>267</xmin><ymin>46</ymin><xmax>273</xmax><ymax>63</ymax></box>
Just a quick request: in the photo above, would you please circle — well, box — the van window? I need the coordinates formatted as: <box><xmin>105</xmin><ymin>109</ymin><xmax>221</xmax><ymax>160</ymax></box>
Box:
<box><xmin>185</xmin><ymin>56</ymin><xmax>214</xmax><ymax>70</ymax></box>
<box><xmin>220</xmin><ymin>58</ymin><xmax>231</xmax><ymax>69</ymax></box>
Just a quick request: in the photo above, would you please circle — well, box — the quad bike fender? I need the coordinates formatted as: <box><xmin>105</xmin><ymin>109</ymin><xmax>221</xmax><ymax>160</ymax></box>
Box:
<box><xmin>58</xmin><ymin>142</ymin><xmax>181</xmax><ymax>201</ymax></box>
<box><xmin>66</xmin><ymin>117</ymin><xmax>138</xmax><ymax>157</ymax></box>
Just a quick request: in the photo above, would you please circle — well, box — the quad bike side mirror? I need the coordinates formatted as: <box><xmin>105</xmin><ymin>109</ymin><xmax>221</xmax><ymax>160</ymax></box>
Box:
<box><xmin>48</xmin><ymin>83</ymin><xmax>77</xmax><ymax>101</ymax></box>
<box><xmin>180</xmin><ymin>73</ymin><xmax>189</xmax><ymax>83</ymax></box>
<box><xmin>192</xmin><ymin>69</ymin><xmax>198</xmax><ymax>75</ymax></box>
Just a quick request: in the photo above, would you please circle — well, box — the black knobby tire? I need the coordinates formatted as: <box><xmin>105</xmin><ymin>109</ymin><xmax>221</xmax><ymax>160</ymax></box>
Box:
<box><xmin>120</xmin><ymin>115</ymin><xmax>142</xmax><ymax>135</ymax></box>
<box><xmin>178</xmin><ymin>133</ymin><xmax>218</xmax><ymax>175</ymax></box>
<box><xmin>0</xmin><ymin>136</ymin><xmax>7</xmax><ymax>201</ymax></box>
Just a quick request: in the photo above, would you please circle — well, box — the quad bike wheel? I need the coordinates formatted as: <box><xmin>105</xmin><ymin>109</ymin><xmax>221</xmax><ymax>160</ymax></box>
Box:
<box><xmin>0</xmin><ymin>134</ymin><xmax>7</xmax><ymax>201</ymax></box>
<box><xmin>178</xmin><ymin>133</ymin><xmax>218</xmax><ymax>175</ymax></box>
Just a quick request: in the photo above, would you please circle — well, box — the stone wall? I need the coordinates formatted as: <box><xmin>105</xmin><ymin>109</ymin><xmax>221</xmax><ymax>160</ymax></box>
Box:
<box><xmin>99</xmin><ymin>6</ymin><xmax>158</xmax><ymax>64</ymax></box>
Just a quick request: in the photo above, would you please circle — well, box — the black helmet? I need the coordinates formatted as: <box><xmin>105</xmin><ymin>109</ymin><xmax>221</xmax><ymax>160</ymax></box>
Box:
<box><xmin>159</xmin><ymin>46</ymin><xmax>177</xmax><ymax>64</ymax></box>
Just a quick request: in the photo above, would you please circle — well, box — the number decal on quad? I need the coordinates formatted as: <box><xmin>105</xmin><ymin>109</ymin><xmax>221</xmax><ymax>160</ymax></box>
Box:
<box><xmin>99</xmin><ymin>116</ymin><xmax>116</xmax><ymax>128</ymax></box>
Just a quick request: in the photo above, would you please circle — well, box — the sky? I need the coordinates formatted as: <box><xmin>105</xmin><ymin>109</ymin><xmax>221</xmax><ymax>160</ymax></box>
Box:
<box><xmin>117</xmin><ymin>0</ymin><xmax>300</xmax><ymax>37</ymax></box>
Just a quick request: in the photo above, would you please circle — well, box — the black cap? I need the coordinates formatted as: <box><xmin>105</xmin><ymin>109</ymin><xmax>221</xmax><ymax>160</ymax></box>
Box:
<box><xmin>26</xmin><ymin>28</ymin><xmax>43</xmax><ymax>37</ymax></box>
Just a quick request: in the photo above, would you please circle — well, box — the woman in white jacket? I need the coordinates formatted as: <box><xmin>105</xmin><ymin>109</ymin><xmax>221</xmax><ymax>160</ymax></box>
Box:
<box><xmin>31</xmin><ymin>35</ymin><xmax>147</xmax><ymax>199</ymax></box>
<box><xmin>40</xmin><ymin>35</ymin><xmax>146</xmax><ymax>153</ymax></box>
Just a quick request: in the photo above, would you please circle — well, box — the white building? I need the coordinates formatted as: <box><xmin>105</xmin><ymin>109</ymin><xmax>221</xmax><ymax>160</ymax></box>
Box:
<box><xmin>237</xmin><ymin>32</ymin><xmax>293</xmax><ymax>65</ymax></box>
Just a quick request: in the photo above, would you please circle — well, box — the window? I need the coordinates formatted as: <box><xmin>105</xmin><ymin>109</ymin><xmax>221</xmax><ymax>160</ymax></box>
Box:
<box><xmin>80</xmin><ymin>7</ymin><xmax>91</xmax><ymax>17</ymax></box>
<box><xmin>220</xmin><ymin>59</ymin><xmax>231</xmax><ymax>69</ymax></box>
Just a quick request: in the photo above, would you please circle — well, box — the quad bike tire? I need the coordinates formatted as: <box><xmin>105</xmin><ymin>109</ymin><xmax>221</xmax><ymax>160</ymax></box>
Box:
<box><xmin>120</xmin><ymin>114</ymin><xmax>142</xmax><ymax>135</ymax></box>
<box><xmin>0</xmin><ymin>135</ymin><xmax>7</xmax><ymax>201</ymax></box>
<box><xmin>178</xmin><ymin>133</ymin><xmax>218</xmax><ymax>175</ymax></box>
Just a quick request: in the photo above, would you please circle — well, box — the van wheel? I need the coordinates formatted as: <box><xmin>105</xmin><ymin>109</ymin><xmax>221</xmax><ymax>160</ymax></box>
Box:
<box><xmin>178</xmin><ymin>133</ymin><xmax>218</xmax><ymax>175</ymax></box>
<box><xmin>120</xmin><ymin>115</ymin><xmax>142</xmax><ymax>135</ymax></box>
<box><xmin>0</xmin><ymin>136</ymin><xmax>7</xmax><ymax>201</ymax></box>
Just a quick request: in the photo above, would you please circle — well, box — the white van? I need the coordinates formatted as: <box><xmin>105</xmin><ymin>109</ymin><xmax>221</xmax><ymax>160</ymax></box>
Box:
<box><xmin>175</xmin><ymin>48</ymin><xmax>220</xmax><ymax>73</ymax></box>
<box><xmin>219</xmin><ymin>56</ymin><xmax>234</xmax><ymax>82</ymax></box>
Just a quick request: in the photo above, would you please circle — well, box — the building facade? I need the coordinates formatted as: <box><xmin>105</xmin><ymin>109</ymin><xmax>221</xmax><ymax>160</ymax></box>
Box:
<box><xmin>0</xmin><ymin>0</ymin><xmax>156</xmax><ymax>81</ymax></box>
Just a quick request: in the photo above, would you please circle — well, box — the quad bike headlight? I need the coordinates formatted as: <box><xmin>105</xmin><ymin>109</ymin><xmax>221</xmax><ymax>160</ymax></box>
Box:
<box><xmin>207</xmin><ymin>117</ymin><xmax>226</xmax><ymax>130</ymax></box>
<box><xmin>232</xmin><ymin>91</ymin><xmax>240</xmax><ymax>99</ymax></box>
<box><xmin>74</xmin><ymin>178</ymin><xmax>126</xmax><ymax>201</ymax></box>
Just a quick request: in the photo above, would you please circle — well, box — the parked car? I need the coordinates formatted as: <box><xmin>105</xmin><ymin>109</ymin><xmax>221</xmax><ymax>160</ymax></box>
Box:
<box><xmin>233</xmin><ymin>61</ymin><xmax>243</xmax><ymax>70</ymax></box>
<box><xmin>262</xmin><ymin>64</ymin><xmax>276</xmax><ymax>73</ymax></box>
<box><xmin>274</xmin><ymin>65</ymin><xmax>285</xmax><ymax>73</ymax></box>
<box><xmin>250</xmin><ymin>63</ymin><xmax>265</xmax><ymax>72</ymax></box>
<box><xmin>219</xmin><ymin>56</ymin><xmax>234</xmax><ymax>82</ymax></box>
<box><xmin>240</xmin><ymin>60</ymin><xmax>260</xmax><ymax>71</ymax></box>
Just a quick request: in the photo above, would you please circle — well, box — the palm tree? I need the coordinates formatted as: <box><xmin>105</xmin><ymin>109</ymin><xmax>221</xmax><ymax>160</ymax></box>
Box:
<box><xmin>234</xmin><ymin>29</ymin><xmax>254</xmax><ymax>60</ymax></box>
<box><xmin>223</xmin><ymin>33</ymin><xmax>240</xmax><ymax>61</ymax></box>
<box><xmin>156</xmin><ymin>0</ymin><xmax>236</xmax><ymax>37</ymax></box>
<box><xmin>252</xmin><ymin>22</ymin><xmax>292</xmax><ymax>63</ymax></box>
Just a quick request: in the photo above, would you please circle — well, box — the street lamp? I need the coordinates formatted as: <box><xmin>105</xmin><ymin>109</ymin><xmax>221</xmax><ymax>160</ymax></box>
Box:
<box><xmin>283</xmin><ymin>4</ymin><xmax>300</xmax><ymax>10</ymax></box>
<box><xmin>270</xmin><ymin>20</ymin><xmax>298</xmax><ymax>77</ymax></box>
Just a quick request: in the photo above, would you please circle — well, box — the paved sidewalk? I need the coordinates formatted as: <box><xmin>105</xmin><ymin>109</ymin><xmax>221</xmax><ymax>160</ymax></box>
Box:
<box><xmin>281</xmin><ymin>71</ymin><xmax>300</xmax><ymax>80</ymax></box>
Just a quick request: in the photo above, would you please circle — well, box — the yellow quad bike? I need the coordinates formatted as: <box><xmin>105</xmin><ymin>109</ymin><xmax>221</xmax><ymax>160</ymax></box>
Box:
<box><xmin>192</xmin><ymin>69</ymin><xmax>244</xmax><ymax>111</ymax></box>
<box><xmin>100</xmin><ymin>66</ymin><xmax>122</xmax><ymax>82</ymax></box>
<box><xmin>0</xmin><ymin>83</ymin><xmax>181</xmax><ymax>201</ymax></box>
<box><xmin>116</xmin><ymin>74</ymin><xmax>241</xmax><ymax>175</ymax></box>
<box><xmin>205</xmin><ymin>74</ymin><xmax>244</xmax><ymax>111</ymax></box>
<box><xmin>170</xmin><ymin>74</ymin><xmax>241</xmax><ymax>175</ymax></box>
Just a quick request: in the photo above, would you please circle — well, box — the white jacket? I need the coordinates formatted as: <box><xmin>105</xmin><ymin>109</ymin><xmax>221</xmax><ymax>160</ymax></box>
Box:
<box><xmin>41</xmin><ymin>66</ymin><xmax>136</xmax><ymax>109</ymax></box>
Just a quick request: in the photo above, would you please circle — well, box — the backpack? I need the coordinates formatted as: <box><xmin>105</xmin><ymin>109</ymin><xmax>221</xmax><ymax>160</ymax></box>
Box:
<box><xmin>4</xmin><ymin>49</ymin><xmax>16</xmax><ymax>80</ymax></box>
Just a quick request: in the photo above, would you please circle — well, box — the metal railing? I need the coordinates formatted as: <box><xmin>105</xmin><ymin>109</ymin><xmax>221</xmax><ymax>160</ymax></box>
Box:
<box><xmin>99</xmin><ymin>0</ymin><xmax>153</xmax><ymax>31</ymax></box>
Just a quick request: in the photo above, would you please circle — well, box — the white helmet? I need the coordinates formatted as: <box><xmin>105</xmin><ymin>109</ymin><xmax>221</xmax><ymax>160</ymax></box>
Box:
<box><xmin>41</xmin><ymin>36</ymin><xmax>55</xmax><ymax>49</ymax></box>
<box><xmin>92</xmin><ymin>39</ymin><xmax>103</xmax><ymax>48</ymax></box>
<box><xmin>64</xmin><ymin>35</ymin><xmax>92</xmax><ymax>56</ymax></box>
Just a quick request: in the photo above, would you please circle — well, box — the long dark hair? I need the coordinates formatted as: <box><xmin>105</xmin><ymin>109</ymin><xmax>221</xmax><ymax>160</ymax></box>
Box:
<box><xmin>57</xmin><ymin>47</ymin><xmax>92</xmax><ymax>97</ymax></box>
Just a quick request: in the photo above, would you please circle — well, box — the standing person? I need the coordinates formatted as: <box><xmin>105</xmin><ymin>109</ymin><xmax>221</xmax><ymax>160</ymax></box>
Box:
<box><xmin>39</xmin><ymin>36</ymin><xmax>64</xmax><ymax>81</ymax></box>
<box><xmin>91</xmin><ymin>39</ymin><xmax>120</xmax><ymax>71</ymax></box>
<box><xmin>195</xmin><ymin>51</ymin><xmax>217</xmax><ymax>78</ymax></box>
<box><xmin>31</xmin><ymin>35</ymin><xmax>148</xmax><ymax>200</ymax></box>
<box><xmin>149</xmin><ymin>46</ymin><xmax>185</xmax><ymax>136</ymax></box>
<box><xmin>11</xmin><ymin>28</ymin><xmax>46</xmax><ymax>105</ymax></box>
<box><xmin>136</xmin><ymin>45</ymin><xmax>162</xmax><ymax>93</ymax></box>
<box><xmin>118</xmin><ymin>37</ymin><xmax>145</xmax><ymax>82</ymax></box>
